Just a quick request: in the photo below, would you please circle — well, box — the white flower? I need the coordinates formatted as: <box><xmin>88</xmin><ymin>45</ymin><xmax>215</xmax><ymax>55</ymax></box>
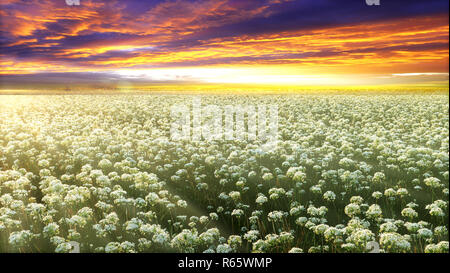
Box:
<box><xmin>243</xmin><ymin>230</ymin><xmax>260</xmax><ymax>242</ymax></box>
<box><xmin>379</xmin><ymin>232</ymin><xmax>411</xmax><ymax>253</ymax></box>
<box><xmin>227</xmin><ymin>235</ymin><xmax>242</xmax><ymax>249</ymax></box>
<box><xmin>231</xmin><ymin>209</ymin><xmax>244</xmax><ymax>218</ymax></box>
<box><xmin>372</xmin><ymin>172</ymin><xmax>385</xmax><ymax>183</ymax></box>
<box><xmin>256</xmin><ymin>194</ymin><xmax>268</xmax><ymax>205</ymax></box>
<box><xmin>262</xmin><ymin>173</ymin><xmax>274</xmax><ymax>182</ymax></box>
<box><xmin>424</xmin><ymin>177</ymin><xmax>442</xmax><ymax>188</ymax></box>
<box><xmin>288</xmin><ymin>247</ymin><xmax>303</xmax><ymax>253</ymax></box>
<box><xmin>55</xmin><ymin>242</ymin><xmax>74</xmax><ymax>253</ymax></box>
<box><xmin>323</xmin><ymin>191</ymin><xmax>336</xmax><ymax>202</ymax></box>
<box><xmin>366</xmin><ymin>204</ymin><xmax>382</xmax><ymax>219</ymax></box>
<box><xmin>177</xmin><ymin>200</ymin><xmax>187</xmax><ymax>208</ymax></box>
<box><xmin>267</xmin><ymin>211</ymin><xmax>284</xmax><ymax>222</ymax></box>
<box><xmin>371</xmin><ymin>191</ymin><xmax>382</xmax><ymax>199</ymax></box>
<box><xmin>417</xmin><ymin>228</ymin><xmax>433</xmax><ymax>239</ymax></box>
<box><xmin>401</xmin><ymin>207</ymin><xmax>418</xmax><ymax>219</ymax></box>
<box><xmin>346</xmin><ymin>228</ymin><xmax>375</xmax><ymax>248</ymax></box>
<box><xmin>216</xmin><ymin>243</ymin><xmax>233</xmax><ymax>253</ymax></box>
<box><xmin>229</xmin><ymin>191</ymin><xmax>241</xmax><ymax>201</ymax></box>
<box><xmin>434</xmin><ymin>226</ymin><xmax>448</xmax><ymax>237</ymax></box>
<box><xmin>344</xmin><ymin>203</ymin><xmax>360</xmax><ymax>218</ymax></box>
<box><xmin>9</xmin><ymin>230</ymin><xmax>33</xmax><ymax>248</ymax></box>
<box><xmin>43</xmin><ymin>223</ymin><xmax>60</xmax><ymax>238</ymax></box>
<box><xmin>380</xmin><ymin>222</ymin><xmax>398</xmax><ymax>233</ymax></box>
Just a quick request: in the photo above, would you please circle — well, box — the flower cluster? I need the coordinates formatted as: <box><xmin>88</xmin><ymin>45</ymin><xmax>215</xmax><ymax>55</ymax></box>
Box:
<box><xmin>0</xmin><ymin>94</ymin><xmax>448</xmax><ymax>253</ymax></box>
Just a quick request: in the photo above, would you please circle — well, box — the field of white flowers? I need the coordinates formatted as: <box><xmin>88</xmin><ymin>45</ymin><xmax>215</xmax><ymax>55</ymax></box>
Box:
<box><xmin>0</xmin><ymin>94</ymin><xmax>448</xmax><ymax>253</ymax></box>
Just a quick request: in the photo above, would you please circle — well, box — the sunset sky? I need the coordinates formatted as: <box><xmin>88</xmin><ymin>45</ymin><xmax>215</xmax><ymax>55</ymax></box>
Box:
<box><xmin>0</xmin><ymin>0</ymin><xmax>448</xmax><ymax>87</ymax></box>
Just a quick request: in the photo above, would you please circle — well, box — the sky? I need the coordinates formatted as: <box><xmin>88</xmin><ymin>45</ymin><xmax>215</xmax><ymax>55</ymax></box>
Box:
<box><xmin>0</xmin><ymin>0</ymin><xmax>448</xmax><ymax>88</ymax></box>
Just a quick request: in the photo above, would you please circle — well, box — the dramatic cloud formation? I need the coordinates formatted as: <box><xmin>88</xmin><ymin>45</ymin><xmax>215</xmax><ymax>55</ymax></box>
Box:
<box><xmin>0</xmin><ymin>0</ymin><xmax>448</xmax><ymax>86</ymax></box>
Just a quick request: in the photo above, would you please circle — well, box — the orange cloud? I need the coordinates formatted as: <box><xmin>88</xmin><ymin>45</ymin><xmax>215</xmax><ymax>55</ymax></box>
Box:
<box><xmin>0</xmin><ymin>0</ymin><xmax>447</xmax><ymax>86</ymax></box>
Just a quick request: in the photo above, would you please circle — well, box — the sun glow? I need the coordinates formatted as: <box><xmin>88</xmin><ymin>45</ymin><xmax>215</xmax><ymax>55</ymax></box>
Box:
<box><xmin>114</xmin><ymin>66</ymin><xmax>357</xmax><ymax>86</ymax></box>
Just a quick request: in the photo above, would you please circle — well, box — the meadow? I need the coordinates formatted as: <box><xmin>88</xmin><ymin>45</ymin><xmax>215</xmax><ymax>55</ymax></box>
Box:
<box><xmin>0</xmin><ymin>93</ymin><xmax>448</xmax><ymax>253</ymax></box>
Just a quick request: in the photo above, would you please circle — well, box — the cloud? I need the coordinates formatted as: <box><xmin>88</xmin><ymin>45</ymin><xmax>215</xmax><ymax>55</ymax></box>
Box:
<box><xmin>0</xmin><ymin>0</ymin><xmax>448</xmax><ymax>86</ymax></box>
<box><xmin>392</xmin><ymin>73</ymin><xmax>449</xmax><ymax>77</ymax></box>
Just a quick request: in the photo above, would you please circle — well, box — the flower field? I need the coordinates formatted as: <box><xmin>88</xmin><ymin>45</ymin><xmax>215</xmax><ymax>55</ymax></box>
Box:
<box><xmin>0</xmin><ymin>94</ymin><xmax>448</xmax><ymax>253</ymax></box>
